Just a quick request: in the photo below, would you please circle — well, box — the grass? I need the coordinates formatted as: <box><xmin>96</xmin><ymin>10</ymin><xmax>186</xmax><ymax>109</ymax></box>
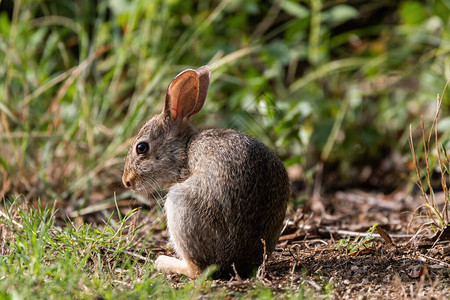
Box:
<box><xmin>2</xmin><ymin>0</ymin><xmax>450</xmax><ymax>202</ymax></box>
<box><xmin>409</xmin><ymin>81</ymin><xmax>450</xmax><ymax>233</ymax></box>
<box><xmin>0</xmin><ymin>0</ymin><xmax>239</xmax><ymax>204</ymax></box>
<box><xmin>0</xmin><ymin>198</ymin><xmax>207</xmax><ymax>299</ymax></box>
<box><xmin>0</xmin><ymin>198</ymin><xmax>333</xmax><ymax>299</ymax></box>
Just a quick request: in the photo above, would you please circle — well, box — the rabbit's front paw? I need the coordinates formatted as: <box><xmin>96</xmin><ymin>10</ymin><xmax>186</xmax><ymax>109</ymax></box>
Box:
<box><xmin>154</xmin><ymin>255</ymin><xmax>187</xmax><ymax>273</ymax></box>
<box><xmin>154</xmin><ymin>255</ymin><xmax>200</xmax><ymax>278</ymax></box>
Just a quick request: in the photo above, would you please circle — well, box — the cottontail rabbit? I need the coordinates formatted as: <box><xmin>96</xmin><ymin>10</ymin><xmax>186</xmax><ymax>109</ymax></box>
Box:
<box><xmin>122</xmin><ymin>66</ymin><xmax>290</xmax><ymax>278</ymax></box>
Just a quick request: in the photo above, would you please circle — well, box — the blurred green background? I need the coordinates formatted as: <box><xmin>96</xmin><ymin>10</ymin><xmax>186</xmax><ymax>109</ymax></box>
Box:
<box><xmin>1</xmin><ymin>0</ymin><xmax>449</xmax><ymax>208</ymax></box>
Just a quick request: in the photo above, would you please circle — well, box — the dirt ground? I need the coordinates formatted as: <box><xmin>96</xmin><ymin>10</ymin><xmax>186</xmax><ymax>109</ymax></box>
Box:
<box><xmin>267</xmin><ymin>189</ymin><xmax>450</xmax><ymax>299</ymax></box>
<box><xmin>142</xmin><ymin>187</ymin><xmax>449</xmax><ymax>299</ymax></box>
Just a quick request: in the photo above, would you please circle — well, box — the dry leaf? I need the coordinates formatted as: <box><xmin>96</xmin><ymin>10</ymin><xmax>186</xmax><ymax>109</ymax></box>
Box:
<box><xmin>407</xmin><ymin>265</ymin><xmax>428</xmax><ymax>278</ymax></box>
<box><xmin>375</xmin><ymin>225</ymin><xmax>395</xmax><ymax>246</ymax></box>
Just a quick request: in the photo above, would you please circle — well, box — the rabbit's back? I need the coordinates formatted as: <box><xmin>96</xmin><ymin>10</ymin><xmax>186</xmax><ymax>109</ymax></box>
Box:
<box><xmin>166</xmin><ymin>129</ymin><xmax>289</xmax><ymax>277</ymax></box>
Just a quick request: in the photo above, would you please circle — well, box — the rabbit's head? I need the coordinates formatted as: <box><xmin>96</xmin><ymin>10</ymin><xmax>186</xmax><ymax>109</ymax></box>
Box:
<box><xmin>122</xmin><ymin>66</ymin><xmax>211</xmax><ymax>191</ymax></box>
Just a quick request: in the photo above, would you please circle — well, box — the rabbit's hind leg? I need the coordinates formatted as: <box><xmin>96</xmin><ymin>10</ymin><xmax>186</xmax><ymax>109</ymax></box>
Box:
<box><xmin>154</xmin><ymin>255</ymin><xmax>201</xmax><ymax>278</ymax></box>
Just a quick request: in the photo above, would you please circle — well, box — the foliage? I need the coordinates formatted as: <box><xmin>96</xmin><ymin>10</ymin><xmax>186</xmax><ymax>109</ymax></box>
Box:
<box><xmin>1</xmin><ymin>0</ymin><xmax>450</xmax><ymax>203</ymax></box>
<box><xmin>331</xmin><ymin>223</ymin><xmax>378</xmax><ymax>254</ymax></box>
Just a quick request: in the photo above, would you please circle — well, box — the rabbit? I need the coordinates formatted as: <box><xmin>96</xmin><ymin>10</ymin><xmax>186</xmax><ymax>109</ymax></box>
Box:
<box><xmin>122</xmin><ymin>65</ymin><xmax>290</xmax><ymax>279</ymax></box>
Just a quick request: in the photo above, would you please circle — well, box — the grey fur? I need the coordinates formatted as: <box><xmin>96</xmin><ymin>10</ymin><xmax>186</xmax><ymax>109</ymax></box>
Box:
<box><xmin>123</xmin><ymin>66</ymin><xmax>290</xmax><ymax>278</ymax></box>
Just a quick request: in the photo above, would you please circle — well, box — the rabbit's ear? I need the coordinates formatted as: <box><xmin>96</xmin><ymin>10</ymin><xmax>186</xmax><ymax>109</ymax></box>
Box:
<box><xmin>164</xmin><ymin>69</ymin><xmax>199</xmax><ymax>121</ymax></box>
<box><xmin>186</xmin><ymin>65</ymin><xmax>210</xmax><ymax>118</ymax></box>
<box><xmin>163</xmin><ymin>66</ymin><xmax>211</xmax><ymax>121</ymax></box>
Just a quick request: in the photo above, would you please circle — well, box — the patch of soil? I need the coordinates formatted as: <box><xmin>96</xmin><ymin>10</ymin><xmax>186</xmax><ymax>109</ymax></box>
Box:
<box><xmin>148</xmin><ymin>188</ymin><xmax>450</xmax><ymax>298</ymax></box>
<box><xmin>264</xmin><ymin>242</ymin><xmax>449</xmax><ymax>298</ymax></box>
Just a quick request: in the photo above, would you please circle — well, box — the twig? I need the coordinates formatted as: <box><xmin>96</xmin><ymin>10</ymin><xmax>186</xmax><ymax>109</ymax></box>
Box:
<box><xmin>122</xmin><ymin>250</ymin><xmax>149</xmax><ymax>262</ymax></box>
<box><xmin>418</xmin><ymin>253</ymin><xmax>450</xmax><ymax>268</ymax></box>
<box><xmin>322</xmin><ymin>227</ymin><xmax>431</xmax><ymax>239</ymax></box>
<box><xmin>231</xmin><ymin>263</ymin><xmax>242</xmax><ymax>281</ymax></box>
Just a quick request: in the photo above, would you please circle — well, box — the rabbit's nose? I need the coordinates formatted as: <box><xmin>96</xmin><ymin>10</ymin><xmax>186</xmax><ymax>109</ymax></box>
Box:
<box><xmin>122</xmin><ymin>171</ymin><xmax>134</xmax><ymax>188</ymax></box>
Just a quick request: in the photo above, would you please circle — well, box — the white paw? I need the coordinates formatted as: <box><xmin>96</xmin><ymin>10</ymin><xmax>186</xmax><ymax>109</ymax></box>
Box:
<box><xmin>154</xmin><ymin>255</ymin><xmax>178</xmax><ymax>272</ymax></box>
<box><xmin>154</xmin><ymin>255</ymin><xmax>198</xmax><ymax>278</ymax></box>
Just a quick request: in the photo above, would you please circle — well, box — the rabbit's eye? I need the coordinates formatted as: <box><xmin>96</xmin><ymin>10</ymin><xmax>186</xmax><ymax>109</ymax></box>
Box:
<box><xmin>136</xmin><ymin>142</ymin><xmax>149</xmax><ymax>155</ymax></box>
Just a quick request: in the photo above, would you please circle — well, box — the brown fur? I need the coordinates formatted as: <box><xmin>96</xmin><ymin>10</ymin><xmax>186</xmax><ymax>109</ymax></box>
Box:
<box><xmin>123</xmin><ymin>66</ymin><xmax>289</xmax><ymax>278</ymax></box>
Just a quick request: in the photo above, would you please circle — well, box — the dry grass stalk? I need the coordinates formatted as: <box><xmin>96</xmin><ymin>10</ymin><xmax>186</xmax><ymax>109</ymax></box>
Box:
<box><xmin>408</xmin><ymin>79</ymin><xmax>450</xmax><ymax>231</ymax></box>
